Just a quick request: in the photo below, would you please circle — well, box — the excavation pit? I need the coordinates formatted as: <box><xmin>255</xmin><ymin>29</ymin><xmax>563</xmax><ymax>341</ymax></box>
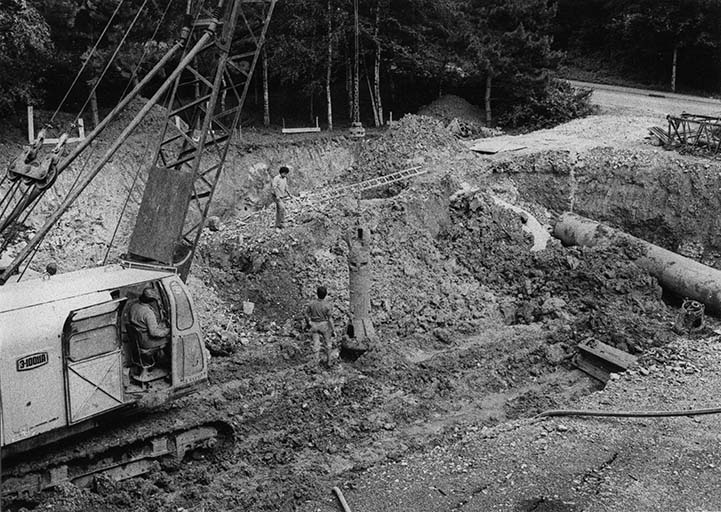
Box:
<box><xmin>7</xmin><ymin>110</ymin><xmax>721</xmax><ymax>511</ymax></box>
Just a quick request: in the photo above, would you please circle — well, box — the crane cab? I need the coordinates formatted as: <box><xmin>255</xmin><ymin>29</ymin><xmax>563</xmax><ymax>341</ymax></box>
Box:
<box><xmin>0</xmin><ymin>265</ymin><xmax>209</xmax><ymax>456</ymax></box>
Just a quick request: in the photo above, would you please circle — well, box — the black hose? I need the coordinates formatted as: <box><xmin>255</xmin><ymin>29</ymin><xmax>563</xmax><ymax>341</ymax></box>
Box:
<box><xmin>538</xmin><ymin>406</ymin><xmax>721</xmax><ymax>418</ymax></box>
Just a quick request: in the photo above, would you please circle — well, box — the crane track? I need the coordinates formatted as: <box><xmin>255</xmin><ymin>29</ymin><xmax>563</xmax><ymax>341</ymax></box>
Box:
<box><xmin>1</xmin><ymin>393</ymin><xmax>235</xmax><ymax>497</ymax></box>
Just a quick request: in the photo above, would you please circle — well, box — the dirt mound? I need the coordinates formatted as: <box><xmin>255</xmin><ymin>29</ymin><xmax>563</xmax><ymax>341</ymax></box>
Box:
<box><xmin>418</xmin><ymin>95</ymin><xmax>502</xmax><ymax>139</ymax></box>
<box><xmin>419</xmin><ymin>95</ymin><xmax>486</xmax><ymax>124</ymax></box>
<box><xmin>196</xmin><ymin>177</ymin><xmax>492</xmax><ymax>349</ymax></box>
<box><xmin>197</xmin><ymin>179</ymin><xmax>673</xmax><ymax>357</ymax></box>
<box><xmin>446</xmin><ymin>188</ymin><xmax>673</xmax><ymax>352</ymax></box>
<box><xmin>333</xmin><ymin>115</ymin><xmax>464</xmax><ymax>198</ymax></box>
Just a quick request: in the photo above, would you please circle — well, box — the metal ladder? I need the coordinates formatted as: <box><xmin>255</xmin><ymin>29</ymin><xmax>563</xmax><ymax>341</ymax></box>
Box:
<box><xmin>290</xmin><ymin>165</ymin><xmax>426</xmax><ymax>207</ymax></box>
<box><xmin>238</xmin><ymin>165</ymin><xmax>428</xmax><ymax>226</ymax></box>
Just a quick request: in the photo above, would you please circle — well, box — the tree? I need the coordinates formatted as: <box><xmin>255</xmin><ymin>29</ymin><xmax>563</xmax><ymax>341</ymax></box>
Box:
<box><xmin>465</xmin><ymin>0</ymin><xmax>560</xmax><ymax>123</ymax></box>
<box><xmin>0</xmin><ymin>0</ymin><xmax>53</xmax><ymax>112</ymax></box>
<box><xmin>266</xmin><ymin>0</ymin><xmax>329</xmax><ymax>123</ymax></box>
<box><xmin>32</xmin><ymin>0</ymin><xmax>183</xmax><ymax>114</ymax></box>
<box><xmin>556</xmin><ymin>0</ymin><xmax>721</xmax><ymax>93</ymax></box>
<box><xmin>607</xmin><ymin>0</ymin><xmax>721</xmax><ymax>92</ymax></box>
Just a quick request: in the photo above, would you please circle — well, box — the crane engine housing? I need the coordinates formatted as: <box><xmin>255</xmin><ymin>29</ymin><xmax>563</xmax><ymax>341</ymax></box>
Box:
<box><xmin>0</xmin><ymin>264</ymin><xmax>209</xmax><ymax>458</ymax></box>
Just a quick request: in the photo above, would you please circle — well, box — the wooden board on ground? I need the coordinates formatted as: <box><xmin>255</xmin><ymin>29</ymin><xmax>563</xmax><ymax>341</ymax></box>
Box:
<box><xmin>577</xmin><ymin>339</ymin><xmax>637</xmax><ymax>369</ymax></box>
<box><xmin>469</xmin><ymin>139</ymin><xmax>527</xmax><ymax>154</ymax></box>
<box><xmin>574</xmin><ymin>338</ymin><xmax>637</xmax><ymax>383</ymax></box>
<box><xmin>572</xmin><ymin>353</ymin><xmax>610</xmax><ymax>383</ymax></box>
<box><xmin>648</xmin><ymin>126</ymin><xmax>671</xmax><ymax>145</ymax></box>
<box><xmin>281</xmin><ymin>127</ymin><xmax>321</xmax><ymax>134</ymax></box>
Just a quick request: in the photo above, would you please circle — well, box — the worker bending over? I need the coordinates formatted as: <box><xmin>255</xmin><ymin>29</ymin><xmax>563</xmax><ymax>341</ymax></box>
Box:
<box><xmin>304</xmin><ymin>285</ymin><xmax>336</xmax><ymax>367</ymax></box>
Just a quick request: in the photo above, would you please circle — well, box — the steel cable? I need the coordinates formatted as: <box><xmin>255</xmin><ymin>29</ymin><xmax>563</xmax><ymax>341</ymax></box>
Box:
<box><xmin>116</xmin><ymin>0</ymin><xmax>177</xmax><ymax>102</ymax></box>
<box><xmin>50</xmin><ymin>0</ymin><xmax>127</xmax><ymax>124</ymax></box>
<box><xmin>71</xmin><ymin>0</ymin><xmax>152</xmax><ymax>129</ymax></box>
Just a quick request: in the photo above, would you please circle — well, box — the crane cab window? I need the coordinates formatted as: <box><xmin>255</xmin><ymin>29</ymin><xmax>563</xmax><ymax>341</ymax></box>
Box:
<box><xmin>170</xmin><ymin>281</ymin><xmax>194</xmax><ymax>330</ymax></box>
<box><xmin>65</xmin><ymin>299</ymin><xmax>125</xmax><ymax>361</ymax></box>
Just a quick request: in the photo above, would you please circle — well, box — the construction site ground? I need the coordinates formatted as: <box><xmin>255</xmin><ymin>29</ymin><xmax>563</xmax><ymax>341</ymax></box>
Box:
<box><xmin>5</xmin><ymin>89</ymin><xmax>721</xmax><ymax>511</ymax></box>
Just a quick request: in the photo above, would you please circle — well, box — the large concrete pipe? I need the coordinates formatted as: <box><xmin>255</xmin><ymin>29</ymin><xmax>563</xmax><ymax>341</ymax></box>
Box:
<box><xmin>554</xmin><ymin>212</ymin><xmax>721</xmax><ymax>314</ymax></box>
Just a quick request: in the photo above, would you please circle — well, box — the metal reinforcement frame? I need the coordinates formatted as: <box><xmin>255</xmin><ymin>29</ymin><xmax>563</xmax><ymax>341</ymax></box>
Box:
<box><xmin>663</xmin><ymin>112</ymin><xmax>721</xmax><ymax>155</ymax></box>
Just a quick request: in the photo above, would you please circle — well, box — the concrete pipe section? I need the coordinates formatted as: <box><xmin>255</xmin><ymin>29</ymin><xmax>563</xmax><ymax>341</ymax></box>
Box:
<box><xmin>554</xmin><ymin>212</ymin><xmax>721</xmax><ymax>314</ymax></box>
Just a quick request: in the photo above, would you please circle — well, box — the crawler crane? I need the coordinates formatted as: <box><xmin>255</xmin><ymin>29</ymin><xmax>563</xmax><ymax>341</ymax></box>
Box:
<box><xmin>0</xmin><ymin>0</ymin><xmax>276</xmax><ymax>494</ymax></box>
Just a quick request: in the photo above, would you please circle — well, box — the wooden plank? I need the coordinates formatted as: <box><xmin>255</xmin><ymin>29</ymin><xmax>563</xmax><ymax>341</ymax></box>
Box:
<box><xmin>469</xmin><ymin>139</ymin><xmax>527</xmax><ymax>154</ymax></box>
<box><xmin>573</xmin><ymin>354</ymin><xmax>610</xmax><ymax>383</ymax></box>
<box><xmin>282</xmin><ymin>127</ymin><xmax>321</xmax><ymax>134</ymax></box>
<box><xmin>577</xmin><ymin>339</ymin><xmax>636</xmax><ymax>370</ymax></box>
<box><xmin>649</xmin><ymin>126</ymin><xmax>671</xmax><ymax>145</ymax></box>
<box><xmin>127</xmin><ymin>166</ymin><xmax>195</xmax><ymax>264</ymax></box>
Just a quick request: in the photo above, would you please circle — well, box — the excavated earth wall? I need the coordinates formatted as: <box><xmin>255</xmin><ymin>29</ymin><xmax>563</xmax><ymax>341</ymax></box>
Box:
<box><xmin>5</xmin><ymin>110</ymin><xmax>719</xmax><ymax>512</ymax></box>
<box><xmin>487</xmin><ymin>147</ymin><xmax>721</xmax><ymax>265</ymax></box>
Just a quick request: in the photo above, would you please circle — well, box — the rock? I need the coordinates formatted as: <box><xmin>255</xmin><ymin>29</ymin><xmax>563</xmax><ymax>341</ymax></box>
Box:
<box><xmin>433</xmin><ymin>327</ymin><xmax>454</xmax><ymax>345</ymax></box>
<box><xmin>207</xmin><ymin>216</ymin><xmax>222</xmax><ymax>231</ymax></box>
<box><xmin>545</xmin><ymin>344</ymin><xmax>567</xmax><ymax>365</ymax></box>
<box><xmin>541</xmin><ymin>297</ymin><xmax>567</xmax><ymax>315</ymax></box>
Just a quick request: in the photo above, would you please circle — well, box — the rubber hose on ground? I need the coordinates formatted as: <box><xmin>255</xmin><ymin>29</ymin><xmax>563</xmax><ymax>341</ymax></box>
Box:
<box><xmin>537</xmin><ymin>406</ymin><xmax>721</xmax><ymax>418</ymax></box>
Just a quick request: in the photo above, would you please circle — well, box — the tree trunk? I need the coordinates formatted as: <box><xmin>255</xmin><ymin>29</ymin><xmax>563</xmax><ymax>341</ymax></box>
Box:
<box><xmin>254</xmin><ymin>69</ymin><xmax>259</xmax><ymax>105</ymax></box>
<box><xmin>326</xmin><ymin>0</ymin><xmax>333</xmax><ymax>131</ymax></box>
<box><xmin>373</xmin><ymin>0</ymin><xmax>383</xmax><ymax>125</ymax></box>
<box><xmin>346</xmin><ymin>55</ymin><xmax>353</xmax><ymax>121</ymax></box>
<box><xmin>352</xmin><ymin>0</ymin><xmax>361</xmax><ymax>125</ymax></box>
<box><xmin>367</xmin><ymin>74</ymin><xmax>379</xmax><ymax>127</ymax></box>
<box><xmin>89</xmin><ymin>88</ymin><xmax>100</xmax><ymax>129</ymax></box>
<box><xmin>262</xmin><ymin>46</ymin><xmax>270</xmax><ymax>126</ymax></box>
<box><xmin>671</xmin><ymin>45</ymin><xmax>678</xmax><ymax>93</ymax></box>
<box><xmin>485</xmin><ymin>75</ymin><xmax>492</xmax><ymax>124</ymax></box>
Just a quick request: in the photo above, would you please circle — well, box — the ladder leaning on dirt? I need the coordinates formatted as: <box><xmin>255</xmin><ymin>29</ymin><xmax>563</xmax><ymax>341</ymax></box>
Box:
<box><xmin>241</xmin><ymin>165</ymin><xmax>428</xmax><ymax>225</ymax></box>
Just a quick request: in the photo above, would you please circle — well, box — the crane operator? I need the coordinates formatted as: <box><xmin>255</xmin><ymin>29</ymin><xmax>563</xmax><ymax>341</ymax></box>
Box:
<box><xmin>129</xmin><ymin>287</ymin><xmax>170</xmax><ymax>350</ymax></box>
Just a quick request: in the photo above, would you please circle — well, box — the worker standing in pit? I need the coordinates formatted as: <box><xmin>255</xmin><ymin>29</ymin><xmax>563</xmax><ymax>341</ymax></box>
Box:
<box><xmin>304</xmin><ymin>285</ymin><xmax>336</xmax><ymax>367</ymax></box>
<box><xmin>129</xmin><ymin>287</ymin><xmax>170</xmax><ymax>351</ymax></box>
<box><xmin>271</xmin><ymin>165</ymin><xmax>293</xmax><ymax>229</ymax></box>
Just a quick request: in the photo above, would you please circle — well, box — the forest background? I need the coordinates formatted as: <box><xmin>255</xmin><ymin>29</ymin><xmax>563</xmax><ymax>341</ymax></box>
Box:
<box><xmin>1</xmin><ymin>0</ymin><xmax>720</xmax><ymax>130</ymax></box>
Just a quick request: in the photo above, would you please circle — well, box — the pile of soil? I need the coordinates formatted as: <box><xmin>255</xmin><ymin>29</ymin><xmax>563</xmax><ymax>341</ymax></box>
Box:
<box><xmin>196</xmin><ymin>177</ymin><xmax>493</xmax><ymax>352</ymax></box>
<box><xmin>346</xmin><ymin>114</ymin><xmax>462</xmax><ymax>179</ymax></box>
<box><xmin>446</xmin><ymin>188</ymin><xmax>673</xmax><ymax>352</ymax></box>
<box><xmin>197</xmin><ymin>177</ymin><xmax>673</xmax><ymax>359</ymax></box>
<box><xmin>418</xmin><ymin>94</ymin><xmax>502</xmax><ymax>139</ymax></box>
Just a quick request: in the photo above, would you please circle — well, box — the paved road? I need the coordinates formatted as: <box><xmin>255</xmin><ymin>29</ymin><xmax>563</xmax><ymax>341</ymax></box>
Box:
<box><xmin>568</xmin><ymin>79</ymin><xmax>721</xmax><ymax>117</ymax></box>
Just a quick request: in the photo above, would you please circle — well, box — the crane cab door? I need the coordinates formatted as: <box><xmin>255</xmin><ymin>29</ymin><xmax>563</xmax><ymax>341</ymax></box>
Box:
<box><xmin>163</xmin><ymin>276</ymin><xmax>207</xmax><ymax>386</ymax></box>
<box><xmin>63</xmin><ymin>299</ymin><xmax>127</xmax><ymax>424</ymax></box>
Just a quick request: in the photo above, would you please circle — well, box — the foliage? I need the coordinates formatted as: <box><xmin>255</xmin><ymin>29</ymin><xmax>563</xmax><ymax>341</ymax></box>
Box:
<box><xmin>15</xmin><ymin>0</ymin><xmax>718</xmax><ymax>128</ymax></box>
<box><xmin>498</xmin><ymin>79</ymin><xmax>596</xmax><ymax>130</ymax></box>
<box><xmin>556</xmin><ymin>0</ymin><xmax>721</xmax><ymax>91</ymax></box>
<box><xmin>0</xmin><ymin>0</ymin><xmax>53</xmax><ymax>112</ymax></box>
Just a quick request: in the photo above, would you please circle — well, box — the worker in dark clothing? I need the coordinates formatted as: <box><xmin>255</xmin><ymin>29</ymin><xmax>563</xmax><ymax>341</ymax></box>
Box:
<box><xmin>304</xmin><ymin>285</ymin><xmax>335</xmax><ymax>366</ymax></box>
<box><xmin>129</xmin><ymin>287</ymin><xmax>170</xmax><ymax>350</ymax></box>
